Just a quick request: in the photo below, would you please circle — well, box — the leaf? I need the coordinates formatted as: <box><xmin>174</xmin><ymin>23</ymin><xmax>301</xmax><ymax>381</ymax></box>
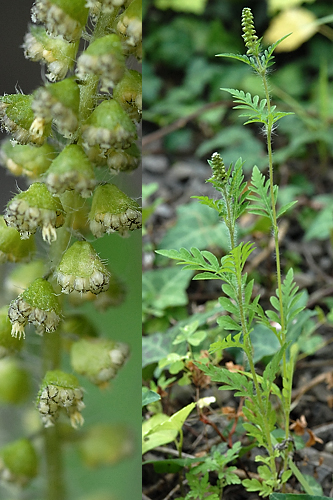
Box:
<box><xmin>209</xmin><ymin>332</ymin><xmax>244</xmax><ymax>353</ymax></box>
<box><xmin>221</xmin><ymin>88</ymin><xmax>268</xmax><ymax>126</ymax></box>
<box><xmin>247</xmin><ymin>165</ymin><xmax>275</xmax><ymax>221</ymax></box>
<box><xmin>157</xmin><ymin>201</ymin><xmax>230</xmax><ymax>253</ymax></box>
<box><xmin>142</xmin><ymin>266</ymin><xmax>193</xmax><ymax>313</ymax></box>
<box><xmin>142</xmin><ymin>388</ymin><xmax>161</xmax><ymax>407</ymax></box>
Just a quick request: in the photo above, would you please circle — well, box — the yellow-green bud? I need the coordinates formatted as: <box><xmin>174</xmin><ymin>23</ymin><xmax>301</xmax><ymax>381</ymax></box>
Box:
<box><xmin>37</xmin><ymin>370</ymin><xmax>85</xmax><ymax>428</ymax></box>
<box><xmin>106</xmin><ymin>143</ymin><xmax>140</xmax><ymax>173</ymax></box>
<box><xmin>4</xmin><ymin>182</ymin><xmax>65</xmax><ymax>243</ymax></box>
<box><xmin>0</xmin><ymin>359</ymin><xmax>30</xmax><ymax>404</ymax></box>
<box><xmin>56</xmin><ymin>241</ymin><xmax>110</xmax><ymax>294</ymax></box>
<box><xmin>4</xmin><ymin>260</ymin><xmax>46</xmax><ymax>300</ymax></box>
<box><xmin>8</xmin><ymin>278</ymin><xmax>61</xmax><ymax>339</ymax></box>
<box><xmin>113</xmin><ymin>69</ymin><xmax>142</xmax><ymax>122</ymax></box>
<box><xmin>71</xmin><ymin>338</ymin><xmax>129</xmax><ymax>387</ymax></box>
<box><xmin>0</xmin><ymin>438</ymin><xmax>38</xmax><ymax>486</ymax></box>
<box><xmin>0</xmin><ymin>307</ymin><xmax>23</xmax><ymax>358</ymax></box>
<box><xmin>0</xmin><ymin>216</ymin><xmax>35</xmax><ymax>263</ymax></box>
<box><xmin>79</xmin><ymin>424</ymin><xmax>134</xmax><ymax>467</ymax></box>
<box><xmin>89</xmin><ymin>184</ymin><xmax>142</xmax><ymax>237</ymax></box>
<box><xmin>116</xmin><ymin>0</ymin><xmax>142</xmax><ymax>48</ymax></box>
<box><xmin>0</xmin><ymin>140</ymin><xmax>56</xmax><ymax>179</ymax></box>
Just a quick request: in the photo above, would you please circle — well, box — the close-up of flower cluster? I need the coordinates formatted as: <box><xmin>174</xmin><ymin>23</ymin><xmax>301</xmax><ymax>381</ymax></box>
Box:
<box><xmin>0</xmin><ymin>1</ymin><xmax>141</xmax><ymax>499</ymax></box>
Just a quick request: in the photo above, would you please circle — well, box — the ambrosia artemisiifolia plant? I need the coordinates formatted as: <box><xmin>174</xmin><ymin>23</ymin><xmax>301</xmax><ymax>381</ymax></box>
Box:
<box><xmin>0</xmin><ymin>1</ymin><xmax>141</xmax><ymax>499</ymax></box>
<box><xmin>157</xmin><ymin>8</ymin><xmax>315</xmax><ymax>497</ymax></box>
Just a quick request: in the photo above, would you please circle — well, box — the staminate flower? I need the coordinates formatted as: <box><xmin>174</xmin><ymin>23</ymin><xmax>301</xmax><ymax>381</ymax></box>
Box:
<box><xmin>31</xmin><ymin>78</ymin><xmax>80</xmax><ymax>139</ymax></box>
<box><xmin>0</xmin><ymin>140</ymin><xmax>56</xmax><ymax>179</ymax></box>
<box><xmin>4</xmin><ymin>182</ymin><xmax>65</xmax><ymax>243</ymax></box>
<box><xmin>23</xmin><ymin>25</ymin><xmax>79</xmax><ymax>82</ymax></box>
<box><xmin>81</xmin><ymin>99</ymin><xmax>137</xmax><ymax>152</ymax></box>
<box><xmin>37</xmin><ymin>370</ymin><xmax>85</xmax><ymax>428</ymax></box>
<box><xmin>116</xmin><ymin>0</ymin><xmax>142</xmax><ymax>48</ymax></box>
<box><xmin>70</xmin><ymin>338</ymin><xmax>129</xmax><ymax>387</ymax></box>
<box><xmin>31</xmin><ymin>0</ymin><xmax>89</xmax><ymax>42</ymax></box>
<box><xmin>0</xmin><ymin>439</ymin><xmax>38</xmax><ymax>486</ymax></box>
<box><xmin>55</xmin><ymin>241</ymin><xmax>110</xmax><ymax>294</ymax></box>
<box><xmin>76</xmin><ymin>34</ymin><xmax>125</xmax><ymax>90</ymax></box>
<box><xmin>44</xmin><ymin>144</ymin><xmax>96</xmax><ymax>197</ymax></box>
<box><xmin>89</xmin><ymin>184</ymin><xmax>142</xmax><ymax>237</ymax></box>
<box><xmin>8</xmin><ymin>278</ymin><xmax>61</xmax><ymax>339</ymax></box>
<box><xmin>0</xmin><ymin>94</ymin><xmax>51</xmax><ymax>145</ymax></box>
<box><xmin>86</xmin><ymin>0</ymin><xmax>125</xmax><ymax>17</ymax></box>
<box><xmin>113</xmin><ymin>69</ymin><xmax>142</xmax><ymax>122</ymax></box>
<box><xmin>106</xmin><ymin>143</ymin><xmax>140</xmax><ymax>173</ymax></box>
<box><xmin>0</xmin><ymin>216</ymin><xmax>35</xmax><ymax>263</ymax></box>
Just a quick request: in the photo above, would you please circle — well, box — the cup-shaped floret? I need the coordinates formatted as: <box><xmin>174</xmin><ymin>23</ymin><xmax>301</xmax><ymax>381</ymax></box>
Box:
<box><xmin>76</xmin><ymin>34</ymin><xmax>125</xmax><ymax>90</ymax></box>
<box><xmin>23</xmin><ymin>25</ymin><xmax>79</xmax><ymax>82</ymax></box>
<box><xmin>37</xmin><ymin>370</ymin><xmax>85</xmax><ymax>428</ymax></box>
<box><xmin>81</xmin><ymin>99</ymin><xmax>137</xmax><ymax>151</ymax></box>
<box><xmin>113</xmin><ymin>69</ymin><xmax>142</xmax><ymax>122</ymax></box>
<box><xmin>106</xmin><ymin>143</ymin><xmax>140</xmax><ymax>173</ymax></box>
<box><xmin>0</xmin><ymin>216</ymin><xmax>35</xmax><ymax>263</ymax></box>
<box><xmin>31</xmin><ymin>0</ymin><xmax>89</xmax><ymax>42</ymax></box>
<box><xmin>0</xmin><ymin>94</ymin><xmax>50</xmax><ymax>145</ymax></box>
<box><xmin>89</xmin><ymin>184</ymin><xmax>142</xmax><ymax>237</ymax></box>
<box><xmin>44</xmin><ymin>144</ymin><xmax>96</xmax><ymax>197</ymax></box>
<box><xmin>8</xmin><ymin>278</ymin><xmax>61</xmax><ymax>339</ymax></box>
<box><xmin>116</xmin><ymin>0</ymin><xmax>142</xmax><ymax>47</ymax></box>
<box><xmin>56</xmin><ymin>241</ymin><xmax>110</xmax><ymax>294</ymax></box>
<box><xmin>4</xmin><ymin>183</ymin><xmax>65</xmax><ymax>243</ymax></box>
<box><xmin>71</xmin><ymin>338</ymin><xmax>129</xmax><ymax>387</ymax></box>
<box><xmin>0</xmin><ymin>140</ymin><xmax>56</xmax><ymax>179</ymax></box>
<box><xmin>32</xmin><ymin>78</ymin><xmax>80</xmax><ymax>139</ymax></box>
<box><xmin>0</xmin><ymin>439</ymin><xmax>38</xmax><ymax>487</ymax></box>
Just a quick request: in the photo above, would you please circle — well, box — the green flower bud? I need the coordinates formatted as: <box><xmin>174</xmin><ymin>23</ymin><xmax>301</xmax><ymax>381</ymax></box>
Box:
<box><xmin>79</xmin><ymin>423</ymin><xmax>134</xmax><ymax>467</ymax></box>
<box><xmin>86</xmin><ymin>0</ymin><xmax>125</xmax><ymax>17</ymax></box>
<box><xmin>67</xmin><ymin>272</ymin><xmax>126</xmax><ymax>310</ymax></box>
<box><xmin>31</xmin><ymin>0</ymin><xmax>89</xmax><ymax>42</ymax></box>
<box><xmin>0</xmin><ymin>140</ymin><xmax>56</xmax><ymax>179</ymax></box>
<box><xmin>4</xmin><ymin>182</ymin><xmax>65</xmax><ymax>243</ymax></box>
<box><xmin>56</xmin><ymin>241</ymin><xmax>110</xmax><ymax>294</ymax></box>
<box><xmin>8</xmin><ymin>278</ymin><xmax>61</xmax><ymax>339</ymax></box>
<box><xmin>116</xmin><ymin>0</ymin><xmax>142</xmax><ymax>48</ymax></box>
<box><xmin>208</xmin><ymin>152</ymin><xmax>227</xmax><ymax>184</ymax></box>
<box><xmin>76</xmin><ymin>34</ymin><xmax>125</xmax><ymax>91</ymax></box>
<box><xmin>0</xmin><ymin>307</ymin><xmax>23</xmax><ymax>358</ymax></box>
<box><xmin>0</xmin><ymin>359</ymin><xmax>30</xmax><ymax>404</ymax></box>
<box><xmin>0</xmin><ymin>216</ymin><xmax>35</xmax><ymax>263</ymax></box>
<box><xmin>89</xmin><ymin>184</ymin><xmax>142</xmax><ymax>237</ymax></box>
<box><xmin>32</xmin><ymin>77</ymin><xmax>80</xmax><ymax>139</ymax></box>
<box><xmin>4</xmin><ymin>260</ymin><xmax>46</xmax><ymax>300</ymax></box>
<box><xmin>71</xmin><ymin>338</ymin><xmax>129</xmax><ymax>387</ymax></box>
<box><xmin>113</xmin><ymin>69</ymin><xmax>142</xmax><ymax>122</ymax></box>
<box><xmin>23</xmin><ymin>25</ymin><xmax>79</xmax><ymax>82</ymax></box>
<box><xmin>37</xmin><ymin>370</ymin><xmax>85</xmax><ymax>428</ymax></box>
<box><xmin>44</xmin><ymin>144</ymin><xmax>95</xmax><ymax>197</ymax></box>
<box><xmin>0</xmin><ymin>94</ymin><xmax>50</xmax><ymax>145</ymax></box>
<box><xmin>241</xmin><ymin>7</ymin><xmax>260</xmax><ymax>57</ymax></box>
<box><xmin>0</xmin><ymin>438</ymin><xmax>38</xmax><ymax>486</ymax></box>
<box><xmin>82</xmin><ymin>99</ymin><xmax>137</xmax><ymax>151</ymax></box>
<box><xmin>106</xmin><ymin>142</ymin><xmax>140</xmax><ymax>173</ymax></box>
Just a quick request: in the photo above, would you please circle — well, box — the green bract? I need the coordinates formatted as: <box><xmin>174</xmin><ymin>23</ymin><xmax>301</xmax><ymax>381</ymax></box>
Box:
<box><xmin>82</xmin><ymin>99</ymin><xmax>137</xmax><ymax>151</ymax></box>
<box><xmin>56</xmin><ymin>241</ymin><xmax>110</xmax><ymax>294</ymax></box>
<box><xmin>4</xmin><ymin>182</ymin><xmax>65</xmax><ymax>243</ymax></box>
<box><xmin>76</xmin><ymin>34</ymin><xmax>125</xmax><ymax>90</ymax></box>
<box><xmin>0</xmin><ymin>438</ymin><xmax>38</xmax><ymax>486</ymax></box>
<box><xmin>44</xmin><ymin>144</ymin><xmax>95</xmax><ymax>197</ymax></box>
<box><xmin>70</xmin><ymin>338</ymin><xmax>129</xmax><ymax>387</ymax></box>
<box><xmin>8</xmin><ymin>278</ymin><xmax>61</xmax><ymax>339</ymax></box>
<box><xmin>0</xmin><ymin>140</ymin><xmax>56</xmax><ymax>179</ymax></box>
<box><xmin>89</xmin><ymin>183</ymin><xmax>142</xmax><ymax>237</ymax></box>
<box><xmin>37</xmin><ymin>369</ymin><xmax>85</xmax><ymax>428</ymax></box>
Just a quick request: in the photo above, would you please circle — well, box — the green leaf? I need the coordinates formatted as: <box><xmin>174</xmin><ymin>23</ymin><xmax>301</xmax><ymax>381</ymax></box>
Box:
<box><xmin>247</xmin><ymin>165</ymin><xmax>276</xmax><ymax>221</ymax></box>
<box><xmin>209</xmin><ymin>332</ymin><xmax>244</xmax><ymax>352</ymax></box>
<box><xmin>142</xmin><ymin>388</ymin><xmax>161</xmax><ymax>407</ymax></box>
